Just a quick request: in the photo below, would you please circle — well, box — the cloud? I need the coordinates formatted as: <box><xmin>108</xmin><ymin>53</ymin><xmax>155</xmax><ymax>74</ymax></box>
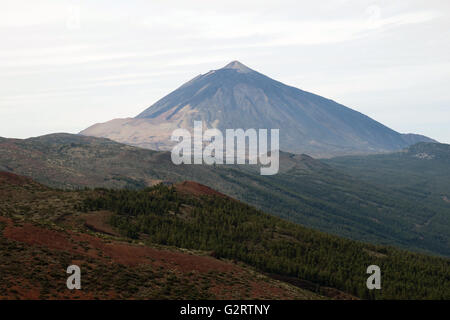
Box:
<box><xmin>0</xmin><ymin>1</ymin><xmax>67</xmax><ymax>27</ymax></box>
<box><xmin>0</xmin><ymin>0</ymin><xmax>449</xmax><ymax>141</ymax></box>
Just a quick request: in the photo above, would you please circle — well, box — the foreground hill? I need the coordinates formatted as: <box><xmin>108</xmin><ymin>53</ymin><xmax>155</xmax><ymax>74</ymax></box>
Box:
<box><xmin>80</xmin><ymin>61</ymin><xmax>433</xmax><ymax>157</ymax></box>
<box><xmin>0</xmin><ymin>133</ymin><xmax>449</xmax><ymax>256</ymax></box>
<box><xmin>0</xmin><ymin>172</ymin><xmax>320</xmax><ymax>300</ymax></box>
<box><xmin>1</xmin><ymin>172</ymin><xmax>449</xmax><ymax>299</ymax></box>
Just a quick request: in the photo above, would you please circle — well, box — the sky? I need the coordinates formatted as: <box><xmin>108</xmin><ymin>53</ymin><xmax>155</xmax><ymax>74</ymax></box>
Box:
<box><xmin>1</xmin><ymin>0</ymin><xmax>449</xmax><ymax>143</ymax></box>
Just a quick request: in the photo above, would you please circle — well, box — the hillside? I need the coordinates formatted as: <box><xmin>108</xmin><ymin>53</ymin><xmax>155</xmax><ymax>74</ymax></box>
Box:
<box><xmin>1</xmin><ymin>133</ymin><xmax>449</xmax><ymax>257</ymax></box>
<box><xmin>0</xmin><ymin>172</ymin><xmax>320</xmax><ymax>300</ymax></box>
<box><xmin>81</xmin><ymin>182</ymin><xmax>450</xmax><ymax>299</ymax></box>
<box><xmin>1</xmin><ymin>172</ymin><xmax>449</xmax><ymax>299</ymax></box>
<box><xmin>326</xmin><ymin>142</ymin><xmax>450</xmax><ymax>191</ymax></box>
<box><xmin>80</xmin><ymin>61</ymin><xmax>434</xmax><ymax>157</ymax></box>
<box><xmin>325</xmin><ymin>142</ymin><xmax>450</xmax><ymax>245</ymax></box>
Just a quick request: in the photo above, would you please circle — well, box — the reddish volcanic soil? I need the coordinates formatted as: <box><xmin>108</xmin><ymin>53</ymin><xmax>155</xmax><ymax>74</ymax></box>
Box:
<box><xmin>0</xmin><ymin>215</ymin><xmax>315</xmax><ymax>300</ymax></box>
<box><xmin>175</xmin><ymin>181</ymin><xmax>226</xmax><ymax>198</ymax></box>
<box><xmin>0</xmin><ymin>171</ymin><xmax>37</xmax><ymax>186</ymax></box>
<box><xmin>2</xmin><ymin>217</ymin><xmax>233</xmax><ymax>272</ymax></box>
<box><xmin>0</xmin><ymin>171</ymin><xmax>320</xmax><ymax>300</ymax></box>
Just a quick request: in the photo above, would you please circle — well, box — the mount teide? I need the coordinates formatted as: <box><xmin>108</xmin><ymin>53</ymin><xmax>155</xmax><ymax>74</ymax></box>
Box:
<box><xmin>81</xmin><ymin>61</ymin><xmax>434</xmax><ymax>157</ymax></box>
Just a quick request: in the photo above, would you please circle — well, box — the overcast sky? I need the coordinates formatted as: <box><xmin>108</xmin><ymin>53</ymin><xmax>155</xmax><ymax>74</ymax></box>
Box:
<box><xmin>1</xmin><ymin>0</ymin><xmax>449</xmax><ymax>142</ymax></box>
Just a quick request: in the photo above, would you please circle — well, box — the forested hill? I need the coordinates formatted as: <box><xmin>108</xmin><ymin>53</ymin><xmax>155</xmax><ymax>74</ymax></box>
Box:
<box><xmin>325</xmin><ymin>142</ymin><xmax>450</xmax><ymax>255</ymax></box>
<box><xmin>0</xmin><ymin>172</ymin><xmax>322</xmax><ymax>300</ymax></box>
<box><xmin>81</xmin><ymin>183</ymin><xmax>450</xmax><ymax>300</ymax></box>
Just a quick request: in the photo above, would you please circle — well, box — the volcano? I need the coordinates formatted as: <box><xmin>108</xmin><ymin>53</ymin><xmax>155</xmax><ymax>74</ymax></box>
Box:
<box><xmin>81</xmin><ymin>61</ymin><xmax>434</xmax><ymax>157</ymax></box>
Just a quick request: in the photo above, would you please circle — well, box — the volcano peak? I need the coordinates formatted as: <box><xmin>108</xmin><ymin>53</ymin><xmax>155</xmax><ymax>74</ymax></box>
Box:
<box><xmin>222</xmin><ymin>60</ymin><xmax>254</xmax><ymax>73</ymax></box>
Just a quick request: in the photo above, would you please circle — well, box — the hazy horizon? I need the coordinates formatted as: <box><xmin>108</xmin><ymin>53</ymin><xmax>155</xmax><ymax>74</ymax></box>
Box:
<box><xmin>1</xmin><ymin>0</ymin><xmax>449</xmax><ymax>143</ymax></box>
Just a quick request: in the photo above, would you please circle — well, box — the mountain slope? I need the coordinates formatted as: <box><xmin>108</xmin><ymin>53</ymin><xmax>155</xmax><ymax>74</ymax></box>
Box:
<box><xmin>0</xmin><ymin>171</ymin><xmax>321</xmax><ymax>300</ymax></box>
<box><xmin>1</xmin><ymin>133</ymin><xmax>449</xmax><ymax>256</ymax></box>
<box><xmin>1</xmin><ymin>171</ymin><xmax>449</xmax><ymax>299</ymax></box>
<box><xmin>81</xmin><ymin>182</ymin><xmax>450</xmax><ymax>299</ymax></box>
<box><xmin>325</xmin><ymin>142</ymin><xmax>450</xmax><ymax>191</ymax></box>
<box><xmin>325</xmin><ymin>142</ymin><xmax>450</xmax><ymax>247</ymax></box>
<box><xmin>81</xmin><ymin>61</ymin><xmax>434</xmax><ymax>157</ymax></box>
